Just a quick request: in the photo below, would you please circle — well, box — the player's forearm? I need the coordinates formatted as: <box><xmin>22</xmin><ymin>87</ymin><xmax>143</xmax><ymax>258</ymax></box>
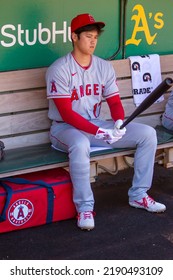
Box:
<box><xmin>53</xmin><ymin>98</ymin><xmax>98</xmax><ymax>135</ymax></box>
<box><xmin>62</xmin><ymin>111</ymin><xmax>98</xmax><ymax>134</ymax></box>
<box><xmin>107</xmin><ymin>95</ymin><xmax>125</xmax><ymax>121</ymax></box>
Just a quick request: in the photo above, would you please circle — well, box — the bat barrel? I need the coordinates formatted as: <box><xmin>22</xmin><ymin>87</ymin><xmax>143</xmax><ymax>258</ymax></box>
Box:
<box><xmin>120</xmin><ymin>77</ymin><xmax>173</xmax><ymax>129</ymax></box>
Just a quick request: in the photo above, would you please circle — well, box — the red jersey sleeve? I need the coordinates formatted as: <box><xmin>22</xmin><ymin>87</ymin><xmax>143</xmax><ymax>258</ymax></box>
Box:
<box><xmin>106</xmin><ymin>95</ymin><xmax>125</xmax><ymax>121</ymax></box>
<box><xmin>53</xmin><ymin>98</ymin><xmax>99</xmax><ymax>135</ymax></box>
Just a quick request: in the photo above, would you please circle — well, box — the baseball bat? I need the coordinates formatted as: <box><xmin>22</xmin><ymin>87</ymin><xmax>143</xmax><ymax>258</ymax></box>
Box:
<box><xmin>120</xmin><ymin>77</ymin><xmax>173</xmax><ymax>129</ymax></box>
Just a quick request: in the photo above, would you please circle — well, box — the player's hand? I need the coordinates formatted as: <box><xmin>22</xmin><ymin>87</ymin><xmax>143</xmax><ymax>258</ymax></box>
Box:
<box><xmin>95</xmin><ymin>128</ymin><xmax>122</xmax><ymax>144</ymax></box>
<box><xmin>113</xmin><ymin>119</ymin><xmax>126</xmax><ymax>138</ymax></box>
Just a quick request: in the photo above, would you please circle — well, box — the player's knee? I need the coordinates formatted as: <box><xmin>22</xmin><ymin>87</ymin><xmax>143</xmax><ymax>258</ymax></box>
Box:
<box><xmin>69</xmin><ymin>140</ymin><xmax>90</xmax><ymax>158</ymax></box>
<box><xmin>142</xmin><ymin>125</ymin><xmax>157</xmax><ymax>146</ymax></box>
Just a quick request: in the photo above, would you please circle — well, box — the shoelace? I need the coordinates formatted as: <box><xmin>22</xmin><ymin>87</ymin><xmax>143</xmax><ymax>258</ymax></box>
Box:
<box><xmin>83</xmin><ymin>212</ymin><xmax>93</xmax><ymax>220</ymax></box>
<box><xmin>146</xmin><ymin>196</ymin><xmax>156</xmax><ymax>205</ymax></box>
<box><xmin>77</xmin><ymin>211</ymin><xmax>96</xmax><ymax>220</ymax></box>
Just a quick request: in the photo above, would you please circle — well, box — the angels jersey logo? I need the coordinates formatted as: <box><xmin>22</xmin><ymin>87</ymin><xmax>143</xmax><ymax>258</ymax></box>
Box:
<box><xmin>50</xmin><ymin>80</ymin><xmax>57</xmax><ymax>93</ymax></box>
<box><xmin>93</xmin><ymin>102</ymin><xmax>102</xmax><ymax>118</ymax></box>
<box><xmin>8</xmin><ymin>199</ymin><xmax>34</xmax><ymax>226</ymax></box>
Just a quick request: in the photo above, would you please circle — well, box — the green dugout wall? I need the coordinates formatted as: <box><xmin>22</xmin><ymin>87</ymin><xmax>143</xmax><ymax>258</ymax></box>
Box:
<box><xmin>0</xmin><ymin>0</ymin><xmax>172</xmax><ymax>71</ymax></box>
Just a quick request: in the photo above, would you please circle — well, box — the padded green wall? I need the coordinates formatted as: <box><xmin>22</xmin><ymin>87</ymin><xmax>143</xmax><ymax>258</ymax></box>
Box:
<box><xmin>0</xmin><ymin>0</ymin><xmax>172</xmax><ymax>71</ymax></box>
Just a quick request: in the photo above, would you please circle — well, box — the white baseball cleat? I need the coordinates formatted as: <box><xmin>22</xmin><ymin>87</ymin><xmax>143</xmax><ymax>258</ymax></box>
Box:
<box><xmin>77</xmin><ymin>211</ymin><xmax>95</xmax><ymax>230</ymax></box>
<box><xmin>129</xmin><ymin>195</ymin><xmax>166</xmax><ymax>213</ymax></box>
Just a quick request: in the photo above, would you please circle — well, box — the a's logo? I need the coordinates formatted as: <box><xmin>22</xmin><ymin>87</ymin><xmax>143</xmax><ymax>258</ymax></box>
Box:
<box><xmin>8</xmin><ymin>199</ymin><xmax>34</xmax><ymax>226</ymax></box>
<box><xmin>132</xmin><ymin>62</ymin><xmax>140</xmax><ymax>71</ymax></box>
<box><xmin>143</xmin><ymin>73</ymin><xmax>152</xmax><ymax>82</ymax></box>
<box><xmin>126</xmin><ymin>4</ymin><xmax>164</xmax><ymax>46</ymax></box>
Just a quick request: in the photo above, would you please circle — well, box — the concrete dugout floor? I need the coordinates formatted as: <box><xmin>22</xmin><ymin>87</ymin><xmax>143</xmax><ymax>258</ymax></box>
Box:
<box><xmin>0</xmin><ymin>164</ymin><xmax>173</xmax><ymax>260</ymax></box>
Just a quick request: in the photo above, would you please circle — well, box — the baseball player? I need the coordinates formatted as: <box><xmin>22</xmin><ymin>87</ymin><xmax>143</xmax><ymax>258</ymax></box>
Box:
<box><xmin>162</xmin><ymin>90</ymin><xmax>173</xmax><ymax>130</ymax></box>
<box><xmin>46</xmin><ymin>13</ymin><xmax>166</xmax><ymax>231</ymax></box>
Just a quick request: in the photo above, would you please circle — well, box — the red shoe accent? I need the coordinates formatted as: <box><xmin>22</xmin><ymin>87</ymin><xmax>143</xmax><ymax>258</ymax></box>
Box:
<box><xmin>134</xmin><ymin>196</ymin><xmax>155</xmax><ymax>209</ymax></box>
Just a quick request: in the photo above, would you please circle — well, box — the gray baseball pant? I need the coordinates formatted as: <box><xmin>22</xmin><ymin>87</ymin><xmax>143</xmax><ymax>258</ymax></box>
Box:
<box><xmin>50</xmin><ymin>119</ymin><xmax>157</xmax><ymax>212</ymax></box>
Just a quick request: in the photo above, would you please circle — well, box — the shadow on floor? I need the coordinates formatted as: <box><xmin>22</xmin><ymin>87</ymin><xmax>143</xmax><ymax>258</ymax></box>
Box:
<box><xmin>0</xmin><ymin>164</ymin><xmax>173</xmax><ymax>260</ymax></box>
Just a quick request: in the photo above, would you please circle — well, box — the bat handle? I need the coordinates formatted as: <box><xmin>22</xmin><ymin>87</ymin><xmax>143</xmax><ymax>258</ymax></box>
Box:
<box><xmin>120</xmin><ymin>121</ymin><xmax>126</xmax><ymax>129</ymax></box>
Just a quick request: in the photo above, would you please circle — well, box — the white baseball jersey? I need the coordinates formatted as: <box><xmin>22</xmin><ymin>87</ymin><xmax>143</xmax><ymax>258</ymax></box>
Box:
<box><xmin>46</xmin><ymin>53</ymin><xmax>119</xmax><ymax>121</ymax></box>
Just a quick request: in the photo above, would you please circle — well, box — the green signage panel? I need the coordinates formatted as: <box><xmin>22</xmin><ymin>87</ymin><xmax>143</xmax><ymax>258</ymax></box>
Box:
<box><xmin>0</xmin><ymin>0</ymin><xmax>173</xmax><ymax>71</ymax></box>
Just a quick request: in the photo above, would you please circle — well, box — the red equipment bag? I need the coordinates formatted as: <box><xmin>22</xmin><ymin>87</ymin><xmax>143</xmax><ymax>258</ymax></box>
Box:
<box><xmin>0</xmin><ymin>168</ymin><xmax>76</xmax><ymax>233</ymax></box>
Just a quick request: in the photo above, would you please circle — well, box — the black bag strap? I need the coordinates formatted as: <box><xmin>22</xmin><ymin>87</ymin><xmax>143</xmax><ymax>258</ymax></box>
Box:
<box><xmin>0</xmin><ymin>177</ymin><xmax>55</xmax><ymax>224</ymax></box>
<box><xmin>0</xmin><ymin>181</ymin><xmax>13</xmax><ymax>222</ymax></box>
<box><xmin>0</xmin><ymin>140</ymin><xmax>5</xmax><ymax>160</ymax></box>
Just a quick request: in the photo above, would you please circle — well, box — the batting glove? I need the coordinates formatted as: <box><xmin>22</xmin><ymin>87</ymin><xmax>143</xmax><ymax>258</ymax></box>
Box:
<box><xmin>95</xmin><ymin>128</ymin><xmax>122</xmax><ymax>144</ymax></box>
<box><xmin>106</xmin><ymin>120</ymin><xmax>126</xmax><ymax>144</ymax></box>
<box><xmin>113</xmin><ymin>119</ymin><xmax>126</xmax><ymax>138</ymax></box>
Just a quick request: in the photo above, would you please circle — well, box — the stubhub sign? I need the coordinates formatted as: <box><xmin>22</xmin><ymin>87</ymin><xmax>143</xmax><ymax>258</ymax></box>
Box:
<box><xmin>0</xmin><ymin>22</ymin><xmax>71</xmax><ymax>47</ymax></box>
<box><xmin>0</xmin><ymin>0</ymin><xmax>118</xmax><ymax>71</ymax></box>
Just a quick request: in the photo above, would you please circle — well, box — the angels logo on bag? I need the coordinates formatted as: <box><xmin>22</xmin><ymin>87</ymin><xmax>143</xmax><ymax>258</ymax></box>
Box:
<box><xmin>8</xmin><ymin>199</ymin><xmax>34</xmax><ymax>226</ymax></box>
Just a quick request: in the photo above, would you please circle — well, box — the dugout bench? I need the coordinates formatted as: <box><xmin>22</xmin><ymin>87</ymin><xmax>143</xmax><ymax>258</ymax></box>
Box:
<box><xmin>1</xmin><ymin>54</ymin><xmax>173</xmax><ymax>181</ymax></box>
